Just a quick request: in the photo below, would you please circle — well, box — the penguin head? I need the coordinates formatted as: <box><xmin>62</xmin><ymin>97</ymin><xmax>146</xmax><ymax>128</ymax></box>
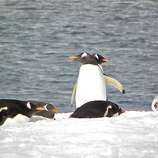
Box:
<box><xmin>32</xmin><ymin>102</ymin><xmax>60</xmax><ymax>119</ymax></box>
<box><xmin>93</xmin><ymin>53</ymin><xmax>109</xmax><ymax>64</ymax></box>
<box><xmin>69</xmin><ymin>52</ymin><xmax>108</xmax><ymax>65</ymax></box>
<box><xmin>35</xmin><ymin>103</ymin><xmax>60</xmax><ymax>113</ymax></box>
<box><xmin>104</xmin><ymin>103</ymin><xmax>125</xmax><ymax>117</ymax></box>
<box><xmin>151</xmin><ymin>96</ymin><xmax>158</xmax><ymax>111</ymax></box>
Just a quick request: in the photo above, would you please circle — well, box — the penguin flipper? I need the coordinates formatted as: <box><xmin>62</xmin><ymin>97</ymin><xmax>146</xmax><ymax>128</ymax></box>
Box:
<box><xmin>71</xmin><ymin>83</ymin><xmax>77</xmax><ymax>106</ymax></box>
<box><xmin>105</xmin><ymin>75</ymin><xmax>125</xmax><ymax>94</ymax></box>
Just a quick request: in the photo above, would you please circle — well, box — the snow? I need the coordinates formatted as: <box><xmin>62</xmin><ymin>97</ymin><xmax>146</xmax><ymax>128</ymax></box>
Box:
<box><xmin>1</xmin><ymin>111</ymin><xmax>158</xmax><ymax>158</ymax></box>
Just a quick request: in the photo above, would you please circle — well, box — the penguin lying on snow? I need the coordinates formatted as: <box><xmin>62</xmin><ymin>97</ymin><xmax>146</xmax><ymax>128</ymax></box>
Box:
<box><xmin>69</xmin><ymin>52</ymin><xmax>125</xmax><ymax>118</ymax></box>
<box><xmin>28</xmin><ymin>100</ymin><xmax>60</xmax><ymax>118</ymax></box>
<box><xmin>71</xmin><ymin>96</ymin><xmax>158</xmax><ymax>118</ymax></box>
<box><xmin>70</xmin><ymin>100</ymin><xmax>125</xmax><ymax>118</ymax></box>
<box><xmin>0</xmin><ymin>99</ymin><xmax>60</xmax><ymax>126</ymax></box>
<box><xmin>70</xmin><ymin>96</ymin><xmax>158</xmax><ymax>118</ymax></box>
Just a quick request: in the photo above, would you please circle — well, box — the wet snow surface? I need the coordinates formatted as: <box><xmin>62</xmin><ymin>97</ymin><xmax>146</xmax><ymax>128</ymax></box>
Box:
<box><xmin>1</xmin><ymin>112</ymin><xmax>158</xmax><ymax>158</ymax></box>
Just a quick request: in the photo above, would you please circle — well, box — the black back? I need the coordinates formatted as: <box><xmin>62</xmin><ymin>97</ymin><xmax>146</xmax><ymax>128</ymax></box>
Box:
<box><xmin>0</xmin><ymin>99</ymin><xmax>58</xmax><ymax>125</ymax></box>
<box><xmin>70</xmin><ymin>100</ymin><xmax>123</xmax><ymax>118</ymax></box>
<box><xmin>0</xmin><ymin>99</ymin><xmax>35</xmax><ymax>125</ymax></box>
<box><xmin>0</xmin><ymin>110</ymin><xmax>8</xmax><ymax>125</ymax></box>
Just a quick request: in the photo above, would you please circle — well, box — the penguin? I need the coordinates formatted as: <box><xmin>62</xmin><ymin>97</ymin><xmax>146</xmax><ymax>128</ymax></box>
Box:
<box><xmin>69</xmin><ymin>52</ymin><xmax>125</xmax><ymax>108</ymax></box>
<box><xmin>69</xmin><ymin>52</ymin><xmax>108</xmax><ymax>108</ymax></box>
<box><xmin>70</xmin><ymin>100</ymin><xmax>125</xmax><ymax>118</ymax></box>
<box><xmin>28</xmin><ymin>100</ymin><xmax>60</xmax><ymax>118</ymax></box>
<box><xmin>93</xmin><ymin>53</ymin><xmax>109</xmax><ymax>65</ymax></box>
<box><xmin>151</xmin><ymin>96</ymin><xmax>158</xmax><ymax>111</ymax></box>
<box><xmin>0</xmin><ymin>99</ymin><xmax>60</xmax><ymax>126</ymax></box>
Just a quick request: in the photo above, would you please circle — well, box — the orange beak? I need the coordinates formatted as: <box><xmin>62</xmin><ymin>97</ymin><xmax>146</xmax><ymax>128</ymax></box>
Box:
<box><xmin>68</xmin><ymin>55</ymin><xmax>80</xmax><ymax>61</ymax></box>
<box><xmin>51</xmin><ymin>107</ymin><xmax>60</xmax><ymax>113</ymax></box>
<box><xmin>101</xmin><ymin>57</ymin><xmax>109</xmax><ymax>63</ymax></box>
<box><xmin>36</xmin><ymin>107</ymin><xmax>60</xmax><ymax>113</ymax></box>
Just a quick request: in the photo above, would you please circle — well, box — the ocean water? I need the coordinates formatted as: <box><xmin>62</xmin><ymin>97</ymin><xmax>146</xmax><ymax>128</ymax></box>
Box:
<box><xmin>0</xmin><ymin>0</ymin><xmax>158</xmax><ymax>112</ymax></box>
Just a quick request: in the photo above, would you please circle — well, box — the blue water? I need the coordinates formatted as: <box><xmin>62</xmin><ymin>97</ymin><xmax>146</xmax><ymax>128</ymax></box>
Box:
<box><xmin>0</xmin><ymin>0</ymin><xmax>157</xmax><ymax>112</ymax></box>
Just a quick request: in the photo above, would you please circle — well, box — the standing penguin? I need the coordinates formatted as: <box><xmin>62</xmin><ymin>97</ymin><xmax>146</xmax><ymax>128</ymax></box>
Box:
<box><xmin>0</xmin><ymin>99</ymin><xmax>60</xmax><ymax>126</ymax></box>
<box><xmin>69</xmin><ymin>53</ymin><xmax>125</xmax><ymax>108</ymax></box>
<box><xmin>69</xmin><ymin>52</ymin><xmax>108</xmax><ymax>108</ymax></box>
<box><xmin>69</xmin><ymin>52</ymin><xmax>125</xmax><ymax>118</ymax></box>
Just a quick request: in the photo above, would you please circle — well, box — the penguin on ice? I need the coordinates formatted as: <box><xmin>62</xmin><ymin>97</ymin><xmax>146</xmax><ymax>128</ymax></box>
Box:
<box><xmin>28</xmin><ymin>100</ymin><xmax>60</xmax><ymax>118</ymax></box>
<box><xmin>69</xmin><ymin>52</ymin><xmax>125</xmax><ymax>118</ymax></box>
<box><xmin>69</xmin><ymin>52</ymin><xmax>125</xmax><ymax>108</ymax></box>
<box><xmin>69</xmin><ymin>52</ymin><xmax>108</xmax><ymax>108</ymax></box>
<box><xmin>70</xmin><ymin>100</ymin><xmax>125</xmax><ymax>118</ymax></box>
<box><xmin>0</xmin><ymin>99</ymin><xmax>60</xmax><ymax>126</ymax></box>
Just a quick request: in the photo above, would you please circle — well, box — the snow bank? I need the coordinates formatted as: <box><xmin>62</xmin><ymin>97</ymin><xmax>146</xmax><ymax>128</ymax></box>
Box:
<box><xmin>0</xmin><ymin>111</ymin><xmax>158</xmax><ymax>158</ymax></box>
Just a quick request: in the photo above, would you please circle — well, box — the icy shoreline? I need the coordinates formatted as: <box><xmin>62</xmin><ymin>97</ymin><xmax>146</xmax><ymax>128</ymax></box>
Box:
<box><xmin>0</xmin><ymin>111</ymin><xmax>158</xmax><ymax>158</ymax></box>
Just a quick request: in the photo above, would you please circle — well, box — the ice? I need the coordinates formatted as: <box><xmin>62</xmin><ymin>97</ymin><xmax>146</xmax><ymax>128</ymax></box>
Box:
<box><xmin>0</xmin><ymin>111</ymin><xmax>158</xmax><ymax>158</ymax></box>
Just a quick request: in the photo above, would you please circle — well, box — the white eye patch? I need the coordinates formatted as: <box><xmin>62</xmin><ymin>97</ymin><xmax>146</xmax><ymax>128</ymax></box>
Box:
<box><xmin>26</xmin><ymin>102</ymin><xmax>31</xmax><ymax>109</ymax></box>
<box><xmin>104</xmin><ymin>105</ymin><xmax>112</xmax><ymax>117</ymax></box>
<box><xmin>81</xmin><ymin>52</ymin><xmax>87</xmax><ymax>58</ymax></box>
<box><xmin>44</xmin><ymin>104</ymin><xmax>48</xmax><ymax>111</ymax></box>
<box><xmin>0</xmin><ymin>106</ymin><xmax>8</xmax><ymax>112</ymax></box>
<box><xmin>95</xmin><ymin>54</ymin><xmax>99</xmax><ymax>60</ymax></box>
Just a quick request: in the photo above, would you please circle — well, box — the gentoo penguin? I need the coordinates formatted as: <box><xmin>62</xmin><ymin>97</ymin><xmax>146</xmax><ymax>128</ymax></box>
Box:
<box><xmin>70</xmin><ymin>100</ymin><xmax>125</xmax><ymax>118</ymax></box>
<box><xmin>151</xmin><ymin>96</ymin><xmax>158</xmax><ymax>111</ymax></box>
<box><xmin>69</xmin><ymin>52</ymin><xmax>108</xmax><ymax>108</ymax></box>
<box><xmin>69</xmin><ymin>52</ymin><xmax>125</xmax><ymax>108</ymax></box>
<box><xmin>0</xmin><ymin>99</ymin><xmax>60</xmax><ymax>126</ymax></box>
<box><xmin>28</xmin><ymin>100</ymin><xmax>60</xmax><ymax>118</ymax></box>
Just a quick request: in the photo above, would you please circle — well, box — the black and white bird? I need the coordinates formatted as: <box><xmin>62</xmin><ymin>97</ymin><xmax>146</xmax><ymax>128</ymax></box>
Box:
<box><xmin>28</xmin><ymin>100</ymin><xmax>60</xmax><ymax>118</ymax></box>
<box><xmin>70</xmin><ymin>100</ymin><xmax>125</xmax><ymax>118</ymax></box>
<box><xmin>69</xmin><ymin>52</ymin><xmax>125</xmax><ymax>108</ymax></box>
<box><xmin>69</xmin><ymin>52</ymin><xmax>125</xmax><ymax>118</ymax></box>
<box><xmin>0</xmin><ymin>99</ymin><xmax>60</xmax><ymax>126</ymax></box>
<box><xmin>69</xmin><ymin>52</ymin><xmax>108</xmax><ymax>108</ymax></box>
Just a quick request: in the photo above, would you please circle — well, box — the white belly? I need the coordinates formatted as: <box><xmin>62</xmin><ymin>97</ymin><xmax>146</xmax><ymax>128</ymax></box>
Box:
<box><xmin>76</xmin><ymin>64</ymin><xmax>107</xmax><ymax>108</ymax></box>
<box><xmin>2</xmin><ymin>114</ymin><xmax>30</xmax><ymax>127</ymax></box>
